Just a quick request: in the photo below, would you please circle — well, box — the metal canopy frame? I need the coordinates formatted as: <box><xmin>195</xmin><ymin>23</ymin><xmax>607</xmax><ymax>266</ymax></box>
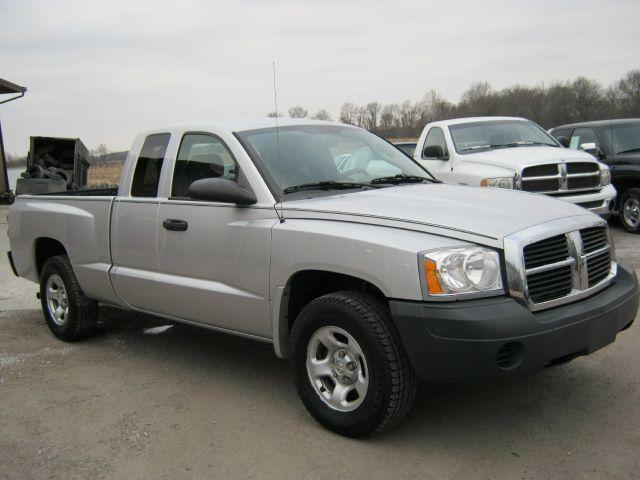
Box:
<box><xmin>0</xmin><ymin>77</ymin><xmax>27</xmax><ymax>200</ymax></box>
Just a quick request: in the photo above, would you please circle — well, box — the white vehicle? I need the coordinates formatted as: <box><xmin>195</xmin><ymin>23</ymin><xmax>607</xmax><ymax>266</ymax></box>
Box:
<box><xmin>414</xmin><ymin>117</ymin><xmax>617</xmax><ymax>217</ymax></box>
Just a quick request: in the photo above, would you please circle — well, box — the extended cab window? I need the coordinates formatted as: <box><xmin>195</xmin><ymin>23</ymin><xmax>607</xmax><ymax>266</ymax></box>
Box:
<box><xmin>131</xmin><ymin>133</ymin><xmax>170</xmax><ymax>197</ymax></box>
<box><xmin>172</xmin><ymin>134</ymin><xmax>238</xmax><ymax>198</ymax></box>
<box><xmin>422</xmin><ymin>127</ymin><xmax>448</xmax><ymax>159</ymax></box>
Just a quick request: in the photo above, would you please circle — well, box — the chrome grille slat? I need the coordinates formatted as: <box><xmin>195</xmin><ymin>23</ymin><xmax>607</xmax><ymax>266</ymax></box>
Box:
<box><xmin>523</xmin><ymin>234</ymin><xmax>569</xmax><ymax>269</ymax></box>
<box><xmin>581</xmin><ymin>227</ymin><xmax>608</xmax><ymax>253</ymax></box>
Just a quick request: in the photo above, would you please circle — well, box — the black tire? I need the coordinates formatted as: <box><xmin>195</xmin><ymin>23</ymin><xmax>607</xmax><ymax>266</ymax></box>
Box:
<box><xmin>39</xmin><ymin>255</ymin><xmax>98</xmax><ymax>341</ymax></box>
<box><xmin>289</xmin><ymin>291</ymin><xmax>417</xmax><ymax>437</ymax></box>
<box><xmin>620</xmin><ymin>187</ymin><xmax>640</xmax><ymax>234</ymax></box>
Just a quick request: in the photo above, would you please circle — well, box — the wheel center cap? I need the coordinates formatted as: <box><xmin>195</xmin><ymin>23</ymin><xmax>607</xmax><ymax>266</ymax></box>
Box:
<box><xmin>332</xmin><ymin>350</ymin><xmax>357</xmax><ymax>382</ymax></box>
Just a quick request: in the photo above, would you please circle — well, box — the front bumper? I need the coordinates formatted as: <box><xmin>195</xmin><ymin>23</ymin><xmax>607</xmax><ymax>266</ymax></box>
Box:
<box><xmin>552</xmin><ymin>184</ymin><xmax>617</xmax><ymax>218</ymax></box>
<box><xmin>390</xmin><ymin>264</ymin><xmax>638</xmax><ymax>382</ymax></box>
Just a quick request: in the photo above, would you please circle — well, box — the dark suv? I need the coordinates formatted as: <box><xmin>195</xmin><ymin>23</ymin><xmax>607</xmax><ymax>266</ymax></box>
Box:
<box><xmin>550</xmin><ymin>119</ymin><xmax>640</xmax><ymax>233</ymax></box>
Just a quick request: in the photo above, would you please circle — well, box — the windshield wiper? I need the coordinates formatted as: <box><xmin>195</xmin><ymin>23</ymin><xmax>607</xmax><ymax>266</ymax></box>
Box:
<box><xmin>460</xmin><ymin>145</ymin><xmax>491</xmax><ymax>152</ymax></box>
<box><xmin>617</xmin><ymin>147</ymin><xmax>640</xmax><ymax>155</ymax></box>
<box><xmin>370</xmin><ymin>174</ymin><xmax>432</xmax><ymax>185</ymax></box>
<box><xmin>283</xmin><ymin>181</ymin><xmax>375</xmax><ymax>194</ymax></box>
<box><xmin>461</xmin><ymin>141</ymin><xmax>554</xmax><ymax>152</ymax></box>
<box><xmin>491</xmin><ymin>141</ymin><xmax>555</xmax><ymax>148</ymax></box>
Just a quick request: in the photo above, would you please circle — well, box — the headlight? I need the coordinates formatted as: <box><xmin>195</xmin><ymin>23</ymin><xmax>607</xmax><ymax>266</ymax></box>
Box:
<box><xmin>419</xmin><ymin>247</ymin><xmax>504</xmax><ymax>299</ymax></box>
<box><xmin>480</xmin><ymin>177</ymin><xmax>514</xmax><ymax>189</ymax></box>
<box><xmin>600</xmin><ymin>167</ymin><xmax>611</xmax><ymax>186</ymax></box>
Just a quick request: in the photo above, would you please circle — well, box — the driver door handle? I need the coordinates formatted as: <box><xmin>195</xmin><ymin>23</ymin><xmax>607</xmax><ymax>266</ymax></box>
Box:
<box><xmin>163</xmin><ymin>219</ymin><xmax>188</xmax><ymax>231</ymax></box>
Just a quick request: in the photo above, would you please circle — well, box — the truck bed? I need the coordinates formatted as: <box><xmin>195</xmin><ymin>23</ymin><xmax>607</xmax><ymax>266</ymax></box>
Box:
<box><xmin>9</xmin><ymin>193</ymin><xmax>119</xmax><ymax>305</ymax></box>
<box><xmin>38</xmin><ymin>187</ymin><xmax>119</xmax><ymax>197</ymax></box>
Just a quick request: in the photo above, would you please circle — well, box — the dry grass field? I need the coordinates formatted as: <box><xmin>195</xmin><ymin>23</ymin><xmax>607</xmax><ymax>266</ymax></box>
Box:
<box><xmin>87</xmin><ymin>162</ymin><xmax>123</xmax><ymax>186</ymax></box>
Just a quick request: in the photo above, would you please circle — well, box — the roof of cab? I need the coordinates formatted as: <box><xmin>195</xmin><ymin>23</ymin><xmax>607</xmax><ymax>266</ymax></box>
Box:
<box><xmin>550</xmin><ymin>118</ymin><xmax>640</xmax><ymax>130</ymax></box>
<box><xmin>137</xmin><ymin>118</ymin><xmax>350</xmax><ymax>137</ymax></box>
<box><xmin>432</xmin><ymin>116</ymin><xmax>528</xmax><ymax>127</ymax></box>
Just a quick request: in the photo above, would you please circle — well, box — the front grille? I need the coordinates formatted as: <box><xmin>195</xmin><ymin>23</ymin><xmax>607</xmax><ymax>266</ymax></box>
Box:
<box><xmin>587</xmin><ymin>250</ymin><xmax>611</xmax><ymax>287</ymax></box>
<box><xmin>520</xmin><ymin>162</ymin><xmax>600</xmax><ymax>194</ymax></box>
<box><xmin>524</xmin><ymin>179</ymin><xmax>559</xmax><ymax>193</ymax></box>
<box><xmin>523</xmin><ymin>234</ymin><xmax>569</xmax><ymax>269</ymax></box>
<box><xmin>568</xmin><ymin>175</ymin><xmax>600</xmax><ymax>190</ymax></box>
<box><xmin>519</xmin><ymin>224</ymin><xmax>613</xmax><ymax>309</ymax></box>
<box><xmin>527</xmin><ymin>265</ymin><xmax>573</xmax><ymax>303</ymax></box>
<box><xmin>580</xmin><ymin>227</ymin><xmax>608</xmax><ymax>253</ymax></box>
<box><xmin>524</xmin><ymin>164</ymin><xmax>558</xmax><ymax>177</ymax></box>
<box><xmin>567</xmin><ymin>163</ymin><xmax>598</xmax><ymax>174</ymax></box>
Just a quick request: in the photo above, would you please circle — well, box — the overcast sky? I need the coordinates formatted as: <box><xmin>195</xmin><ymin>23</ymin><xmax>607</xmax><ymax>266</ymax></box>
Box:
<box><xmin>1</xmin><ymin>0</ymin><xmax>639</xmax><ymax>156</ymax></box>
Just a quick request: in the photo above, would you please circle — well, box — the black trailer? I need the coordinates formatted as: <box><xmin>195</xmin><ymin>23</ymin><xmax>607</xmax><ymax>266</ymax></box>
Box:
<box><xmin>0</xmin><ymin>77</ymin><xmax>27</xmax><ymax>204</ymax></box>
<box><xmin>16</xmin><ymin>136</ymin><xmax>90</xmax><ymax>195</ymax></box>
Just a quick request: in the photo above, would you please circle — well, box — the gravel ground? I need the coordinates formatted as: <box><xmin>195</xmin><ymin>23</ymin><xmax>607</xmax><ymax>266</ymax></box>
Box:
<box><xmin>1</xmin><ymin>207</ymin><xmax>639</xmax><ymax>480</ymax></box>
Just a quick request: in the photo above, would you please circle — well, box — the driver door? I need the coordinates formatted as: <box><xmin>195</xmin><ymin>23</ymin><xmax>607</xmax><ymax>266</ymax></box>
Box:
<box><xmin>153</xmin><ymin>132</ymin><xmax>276</xmax><ymax>338</ymax></box>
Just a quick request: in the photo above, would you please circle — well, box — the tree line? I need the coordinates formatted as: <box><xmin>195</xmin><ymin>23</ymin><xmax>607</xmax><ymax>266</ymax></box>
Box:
<box><xmin>274</xmin><ymin>68</ymin><xmax>640</xmax><ymax>138</ymax></box>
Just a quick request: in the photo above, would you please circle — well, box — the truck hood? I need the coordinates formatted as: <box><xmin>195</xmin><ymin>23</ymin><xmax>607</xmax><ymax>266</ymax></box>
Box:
<box><xmin>282</xmin><ymin>183</ymin><xmax>594</xmax><ymax>246</ymax></box>
<box><xmin>461</xmin><ymin>146</ymin><xmax>599</xmax><ymax>172</ymax></box>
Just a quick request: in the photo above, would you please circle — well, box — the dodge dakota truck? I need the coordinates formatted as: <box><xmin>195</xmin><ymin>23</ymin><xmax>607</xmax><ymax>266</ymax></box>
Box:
<box><xmin>7</xmin><ymin>119</ymin><xmax>639</xmax><ymax>437</ymax></box>
<box><xmin>414</xmin><ymin>117</ymin><xmax>617</xmax><ymax>217</ymax></box>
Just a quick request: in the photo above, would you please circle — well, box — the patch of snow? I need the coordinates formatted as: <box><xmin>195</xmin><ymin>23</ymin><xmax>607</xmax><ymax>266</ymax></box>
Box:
<box><xmin>142</xmin><ymin>325</ymin><xmax>173</xmax><ymax>335</ymax></box>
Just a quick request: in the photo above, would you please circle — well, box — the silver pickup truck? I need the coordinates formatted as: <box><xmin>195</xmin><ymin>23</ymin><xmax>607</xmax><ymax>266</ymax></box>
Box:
<box><xmin>7</xmin><ymin>119</ymin><xmax>639</xmax><ymax>437</ymax></box>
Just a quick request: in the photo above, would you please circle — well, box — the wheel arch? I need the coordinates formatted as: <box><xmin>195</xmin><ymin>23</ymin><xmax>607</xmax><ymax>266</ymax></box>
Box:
<box><xmin>273</xmin><ymin>269</ymin><xmax>388</xmax><ymax>358</ymax></box>
<box><xmin>34</xmin><ymin>237</ymin><xmax>68</xmax><ymax>279</ymax></box>
<box><xmin>612</xmin><ymin>173</ymin><xmax>640</xmax><ymax>207</ymax></box>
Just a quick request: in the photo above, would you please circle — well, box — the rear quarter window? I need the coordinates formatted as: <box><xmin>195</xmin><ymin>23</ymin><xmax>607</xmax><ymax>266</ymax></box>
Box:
<box><xmin>131</xmin><ymin>133</ymin><xmax>170</xmax><ymax>197</ymax></box>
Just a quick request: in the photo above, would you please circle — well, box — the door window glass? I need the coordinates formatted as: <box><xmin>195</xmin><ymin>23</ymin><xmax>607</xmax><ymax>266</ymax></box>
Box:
<box><xmin>569</xmin><ymin>128</ymin><xmax>599</xmax><ymax>150</ymax></box>
<box><xmin>172</xmin><ymin>134</ymin><xmax>238</xmax><ymax>198</ymax></box>
<box><xmin>131</xmin><ymin>133</ymin><xmax>170</xmax><ymax>197</ymax></box>
<box><xmin>422</xmin><ymin>127</ymin><xmax>448</xmax><ymax>158</ymax></box>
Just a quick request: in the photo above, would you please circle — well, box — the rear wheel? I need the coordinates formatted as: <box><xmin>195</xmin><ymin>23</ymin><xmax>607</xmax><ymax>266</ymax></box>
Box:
<box><xmin>289</xmin><ymin>291</ymin><xmax>417</xmax><ymax>437</ymax></box>
<box><xmin>40</xmin><ymin>255</ymin><xmax>98</xmax><ymax>341</ymax></box>
<box><xmin>620</xmin><ymin>187</ymin><xmax>640</xmax><ymax>233</ymax></box>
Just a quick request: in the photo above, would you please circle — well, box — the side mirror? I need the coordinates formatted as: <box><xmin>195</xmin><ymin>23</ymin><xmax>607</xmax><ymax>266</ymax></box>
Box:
<box><xmin>579</xmin><ymin>142</ymin><xmax>602</xmax><ymax>158</ymax></box>
<box><xmin>423</xmin><ymin>145</ymin><xmax>447</xmax><ymax>160</ymax></box>
<box><xmin>557</xmin><ymin>136</ymin><xmax>570</xmax><ymax>148</ymax></box>
<box><xmin>188</xmin><ymin>177</ymin><xmax>257</xmax><ymax>205</ymax></box>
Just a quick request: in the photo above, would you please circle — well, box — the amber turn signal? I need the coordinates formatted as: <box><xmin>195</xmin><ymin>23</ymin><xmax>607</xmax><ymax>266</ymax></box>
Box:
<box><xmin>424</xmin><ymin>259</ymin><xmax>443</xmax><ymax>294</ymax></box>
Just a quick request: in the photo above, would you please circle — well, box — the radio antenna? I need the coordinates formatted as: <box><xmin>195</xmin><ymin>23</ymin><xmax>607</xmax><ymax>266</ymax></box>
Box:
<box><xmin>273</xmin><ymin>60</ymin><xmax>285</xmax><ymax>223</ymax></box>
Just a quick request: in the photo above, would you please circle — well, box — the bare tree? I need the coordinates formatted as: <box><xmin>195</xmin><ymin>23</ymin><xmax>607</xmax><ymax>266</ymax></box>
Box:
<box><xmin>541</xmin><ymin>81</ymin><xmax>575</xmax><ymax>127</ymax></box>
<box><xmin>459</xmin><ymin>81</ymin><xmax>499</xmax><ymax>116</ymax></box>
<box><xmin>90</xmin><ymin>144</ymin><xmax>110</xmax><ymax>164</ymax></box>
<box><xmin>571</xmin><ymin>77</ymin><xmax>605</xmax><ymax>121</ymax></box>
<box><xmin>340</xmin><ymin>102</ymin><xmax>360</xmax><ymax>125</ymax></box>
<box><xmin>610</xmin><ymin>69</ymin><xmax>640</xmax><ymax>116</ymax></box>
<box><xmin>363</xmin><ymin>102</ymin><xmax>381</xmax><ymax>132</ymax></box>
<box><xmin>397</xmin><ymin>101</ymin><xmax>419</xmax><ymax>137</ymax></box>
<box><xmin>312</xmin><ymin>109</ymin><xmax>332</xmax><ymax>121</ymax></box>
<box><xmin>288</xmin><ymin>106</ymin><xmax>308</xmax><ymax>118</ymax></box>
<box><xmin>267</xmin><ymin>111</ymin><xmax>282</xmax><ymax>118</ymax></box>
<box><xmin>339</xmin><ymin>103</ymin><xmax>359</xmax><ymax>124</ymax></box>
<box><xmin>379</xmin><ymin>104</ymin><xmax>398</xmax><ymax>135</ymax></box>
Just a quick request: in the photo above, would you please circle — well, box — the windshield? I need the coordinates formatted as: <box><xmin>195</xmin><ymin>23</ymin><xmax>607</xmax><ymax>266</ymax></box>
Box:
<box><xmin>449</xmin><ymin>120</ymin><xmax>559</xmax><ymax>154</ymax></box>
<box><xmin>603</xmin><ymin>122</ymin><xmax>640</xmax><ymax>155</ymax></box>
<box><xmin>237</xmin><ymin>125</ymin><xmax>433</xmax><ymax>194</ymax></box>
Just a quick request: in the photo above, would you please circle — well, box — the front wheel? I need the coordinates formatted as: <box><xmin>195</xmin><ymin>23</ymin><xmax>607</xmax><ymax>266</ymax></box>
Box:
<box><xmin>289</xmin><ymin>291</ymin><xmax>417</xmax><ymax>437</ymax></box>
<box><xmin>620</xmin><ymin>187</ymin><xmax>640</xmax><ymax>233</ymax></box>
<box><xmin>40</xmin><ymin>255</ymin><xmax>98</xmax><ymax>341</ymax></box>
